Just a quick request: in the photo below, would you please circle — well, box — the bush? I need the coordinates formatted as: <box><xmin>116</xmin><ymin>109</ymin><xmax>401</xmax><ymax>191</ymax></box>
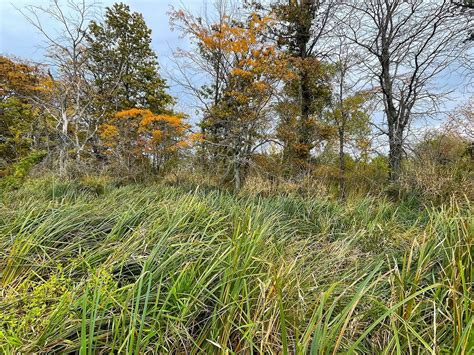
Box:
<box><xmin>399</xmin><ymin>132</ymin><xmax>474</xmax><ymax>203</ymax></box>
<box><xmin>0</xmin><ymin>151</ymin><xmax>46</xmax><ymax>191</ymax></box>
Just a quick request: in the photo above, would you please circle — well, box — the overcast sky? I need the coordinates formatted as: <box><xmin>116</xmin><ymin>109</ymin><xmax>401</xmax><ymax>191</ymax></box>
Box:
<box><xmin>0</xmin><ymin>0</ymin><xmax>471</xmax><ymax>128</ymax></box>
<box><xmin>0</xmin><ymin>0</ymin><xmax>205</xmax><ymax>113</ymax></box>
<box><xmin>0</xmin><ymin>0</ymin><xmax>203</xmax><ymax>60</ymax></box>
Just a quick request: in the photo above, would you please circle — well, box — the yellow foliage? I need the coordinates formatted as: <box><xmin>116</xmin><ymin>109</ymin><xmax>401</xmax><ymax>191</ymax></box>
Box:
<box><xmin>253</xmin><ymin>81</ymin><xmax>268</xmax><ymax>92</ymax></box>
<box><xmin>175</xmin><ymin>140</ymin><xmax>189</xmax><ymax>148</ymax></box>
<box><xmin>139</xmin><ymin>113</ymin><xmax>159</xmax><ymax>127</ymax></box>
<box><xmin>115</xmin><ymin>108</ymin><xmax>153</xmax><ymax>119</ymax></box>
<box><xmin>152</xmin><ymin>129</ymin><xmax>163</xmax><ymax>141</ymax></box>
<box><xmin>100</xmin><ymin>107</ymin><xmax>191</xmax><ymax>161</ymax></box>
<box><xmin>231</xmin><ymin>68</ymin><xmax>253</xmax><ymax>78</ymax></box>
<box><xmin>0</xmin><ymin>55</ymin><xmax>50</xmax><ymax>96</ymax></box>
<box><xmin>99</xmin><ymin>124</ymin><xmax>119</xmax><ymax>148</ymax></box>
<box><xmin>188</xmin><ymin>132</ymin><xmax>204</xmax><ymax>143</ymax></box>
<box><xmin>155</xmin><ymin>114</ymin><xmax>183</xmax><ymax>127</ymax></box>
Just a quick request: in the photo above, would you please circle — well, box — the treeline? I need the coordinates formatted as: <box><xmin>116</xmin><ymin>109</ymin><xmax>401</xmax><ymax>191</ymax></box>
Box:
<box><xmin>0</xmin><ymin>0</ymin><xmax>473</xmax><ymax>199</ymax></box>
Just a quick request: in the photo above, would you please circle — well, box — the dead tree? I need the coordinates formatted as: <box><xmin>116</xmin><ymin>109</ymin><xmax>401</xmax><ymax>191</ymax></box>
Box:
<box><xmin>20</xmin><ymin>0</ymin><xmax>99</xmax><ymax>176</ymax></box>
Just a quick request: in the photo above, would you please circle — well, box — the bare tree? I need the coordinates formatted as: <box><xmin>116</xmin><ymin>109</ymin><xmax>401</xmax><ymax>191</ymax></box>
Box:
<box><xmin>445</xmin><ymin>97</ymin><xmax>474</xmax><ymax>140</ymax></box>
<box><xmin>168</xmin><ymin>0</ymin><xmax>235</xmax><ymax>118</ymax></box>
<box><xmin>19</xmin><ymin>0</ymin><xmax>99</xmax><ymax>175</ymax></box>
<box><xmin>327</xmin><ymin>37</ymin><xmax>373</xmax><ymax>198</ymax></box>
<box><xmin>452</xmin><ymin>0</ymin><xmax>474</xmax><ymax>9</ymax></box>
<box><xmin>342</xmin><ymin>0</ymin><xmax>472</xmax><ymax>181</ymax></box>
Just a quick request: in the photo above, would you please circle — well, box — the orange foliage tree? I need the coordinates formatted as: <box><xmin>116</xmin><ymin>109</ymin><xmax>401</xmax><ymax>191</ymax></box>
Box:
<box><xmin>99</xmin><ymin>108</ymin><xmax>191</xmax><ymax>173</ymax></box>
<box><xmin>171</xmin><ymin>7</ymin><xmax>290</xmax><ymax>190</ymax></box>
<box><xmin>0</xmin><ymin>56</ymin><xmax>52</xmax><ymax>164</ymax></box>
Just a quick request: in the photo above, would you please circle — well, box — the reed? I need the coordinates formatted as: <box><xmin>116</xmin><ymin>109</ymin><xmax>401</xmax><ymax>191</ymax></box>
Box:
<box><xmin>0</xmin><ymin>181</ymin><xmax>472</xmax><ymax>353</ymax></box>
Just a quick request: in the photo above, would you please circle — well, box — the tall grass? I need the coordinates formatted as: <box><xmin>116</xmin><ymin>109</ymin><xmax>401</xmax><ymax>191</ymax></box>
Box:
<box><xmin>0</xmin><ymin>180</ymin><xmax>472</xmax><ymax>353</ymax></box>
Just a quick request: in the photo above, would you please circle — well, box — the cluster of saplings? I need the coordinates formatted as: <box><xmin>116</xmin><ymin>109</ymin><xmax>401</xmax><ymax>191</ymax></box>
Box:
<box><xmin>1</xmin><ymin>0</ymin><xmax>472</xmax><ymax>200</ymax></box>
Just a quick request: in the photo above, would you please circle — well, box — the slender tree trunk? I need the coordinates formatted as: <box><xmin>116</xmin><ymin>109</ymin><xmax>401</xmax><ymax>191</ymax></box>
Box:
<box><xmin>298</xmin><ymin>68</ymin><xmax>313</xmax><ymax>165</ymax></box>
<box><xmin>74</xmin><ymin>132</ymin><xmax>81</xmax><ymax>163</ymax></box>
<box><xmin>290</xmin><ymin>68</ymin><xmax>313</xmax><ymax>173</ymax></box>
<box><xmin>338</xmin><ymin>126</ymin><xmax>346</xmax><ymax>199</ymax></box>
<box><xmin>91</xmin><ymin>135</ymin><xmax>106</xmax><ymax>163</ymax></box>
<box><xmin>59</xmin><ymin>112</ymin><xmax>69</xmax><ymax>177</ymax></box>
<box><xmin>233</xmin><ymin>158</ymin><xmax>242</xmax><ymax>192</ymax></box>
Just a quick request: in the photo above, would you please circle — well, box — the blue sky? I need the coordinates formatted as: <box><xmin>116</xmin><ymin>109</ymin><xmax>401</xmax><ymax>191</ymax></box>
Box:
<box><xmin>0</xmin><ymin>0</ymin><xmax>203</xmax><ymax>113</ymax></box>
<box><xmin>0</xmin><ymin>0</ymin><xmax>201</xmax><ymax>60</ymax></box>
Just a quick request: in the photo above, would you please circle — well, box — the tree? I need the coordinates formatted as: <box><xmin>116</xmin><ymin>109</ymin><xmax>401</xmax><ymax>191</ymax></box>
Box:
<box><xmin>343</xmin><ymin>0</ymin><xmax>472</xmax><ymax>182</ymax></box>
<box><xmin>20</xmin><ymin>0</ymin><xmax>99</xmax><ymax>175</ymax></box>
<box><xmin>253</xmin><ymin>0</ymin><xmax>337</xmax><ymax>171</ymax></box>
<box><xmin>275</xmin><ymin>57</ymin><xmax>333</xmax><ymax>173</ymax></box>
<box><xmin>324</xmin><ymin>39</ymin><xmax>372</xmax><ymax>198</ymax></box>
<box><xmin>445</xmin><ymin>97</ymin><xmax>474</xmax><ymax>140</ymax></box>
<box><xmin>452</xmin><ymin>0</ymin><xmax>474</xmax><ymax>9</ymax></box>
<box><xmin>0</xmin><ymin>56</ymin><xmax>50</xmax><ymax>166</ymax></box>
<box><xmin>99</xmin><ymin>108</ymin><xmax>191</xmax><ymax>175</ymax></box>
<box><xmin>170</xmin><ymin>3</ymin><xmax>289</xmax><ymax>190</ymax></box>
<box><xmin>414</xmin><ymin>130</ymin><xmax>470</xmax><ymax>165</ymax></box>
<box><xmin>86</xmin><ymin>3</ymin><xmax>173</xmax><ymax>114</ymax></box>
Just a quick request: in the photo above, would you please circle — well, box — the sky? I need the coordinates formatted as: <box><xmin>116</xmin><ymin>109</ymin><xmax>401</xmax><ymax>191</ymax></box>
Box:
<box><xmin>0</xmin><ymin>0</ymin><xmax>203</xmax><ymax>60</ymax></box>
<box><xmin>0</xmin><ymin>0</ymin><xmax>204</xmax><ymax>113</ymax></box>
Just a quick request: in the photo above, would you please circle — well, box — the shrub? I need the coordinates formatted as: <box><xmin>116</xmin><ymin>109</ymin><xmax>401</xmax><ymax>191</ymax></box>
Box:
<box><xmin>0</xmin><ymin>151</ymin><xmax>46</xmax><ymax>191</ymax></box>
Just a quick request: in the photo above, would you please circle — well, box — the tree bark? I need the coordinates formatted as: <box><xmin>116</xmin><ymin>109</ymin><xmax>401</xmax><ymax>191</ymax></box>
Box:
<box><xmin>338</xmin><ymin>126</ymin><xmax>346</xmax><ymax>199</ymax></box>
<box><xmin>59</xmin><ymin>111</ymin><xmax>69</xmax><ymax>177</ymax></box>
<box><xmin>388</xmin><ymin>128</ymin><xmax>404</xmax><ymax>182</ymax></box>
<box><xmin>296</xmin><ymin>68</ymin><xmax>313</xmax><ymax>168</ymax></box>
<box><xmin>234</xmin><ymin>161</ymin><xmax>241</xmax><ymax>192</ymax></box>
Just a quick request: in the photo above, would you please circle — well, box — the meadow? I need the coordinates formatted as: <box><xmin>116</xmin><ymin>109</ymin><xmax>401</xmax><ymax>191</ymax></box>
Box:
<box><xmin>0</xmin><ymin>178</ymin><xmax>472</xmax><ymax>353</ymax></box>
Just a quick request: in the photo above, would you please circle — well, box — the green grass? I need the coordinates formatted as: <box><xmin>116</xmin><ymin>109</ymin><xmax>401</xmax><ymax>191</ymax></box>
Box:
<box><xmin>0</xmin><ymin>179</ymin><xmax>472</xmax><ymax>353</ymax></box>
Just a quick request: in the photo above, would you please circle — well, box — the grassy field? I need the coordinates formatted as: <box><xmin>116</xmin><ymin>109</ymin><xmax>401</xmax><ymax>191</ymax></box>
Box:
<box><xmin>0</xmin><ymin>179</ymin><xmax>472</xmax><ymax>353</ymax></box>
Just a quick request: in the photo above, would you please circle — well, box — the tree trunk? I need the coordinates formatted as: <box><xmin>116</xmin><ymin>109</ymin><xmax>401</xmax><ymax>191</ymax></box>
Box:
<box><xmin>91</xmin><ymin>136</ymin><xmax>106</xmax><ymax>163</ymax></box>
<box><xmin>293</xmin><ymin>2</ymin><xmax>314</xmax><ymax>173</ymax></box>
<box><xmin>75</xmin><ymin>149</ymin><xmax>81</xmax><ymax>163</ymax></box>
<box><xmin>234</xmin><ymin>161</ymin><xmax>241</xmax><ymax>192</ymax></box>
<box><xmin>74</xmin><ymin>135</ymin><xmax>82</xmax><ymax>163</ymax></box>
<box><xmin>59</xmin><ymin>150</ymin><xmax>65</xmax><ymax>175</ymax></box>
<box><xmin>338</xmin><ymin>127</ymin><xmax>346</xmax><ymax>199</ymax></box>
<box><xmin>388</xmin><ymin>129</ymin><xmax>403</xmax><ymax>182</ymax></box>
<box><xmin>59</xmin><ymin>112</ymin><xmax>69</xmax><ymax>177</ymax></box>
<box><xmin>295</xmin><ymin>68</ymin><xmax>313</xmax><ymax>171</ymax></box>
